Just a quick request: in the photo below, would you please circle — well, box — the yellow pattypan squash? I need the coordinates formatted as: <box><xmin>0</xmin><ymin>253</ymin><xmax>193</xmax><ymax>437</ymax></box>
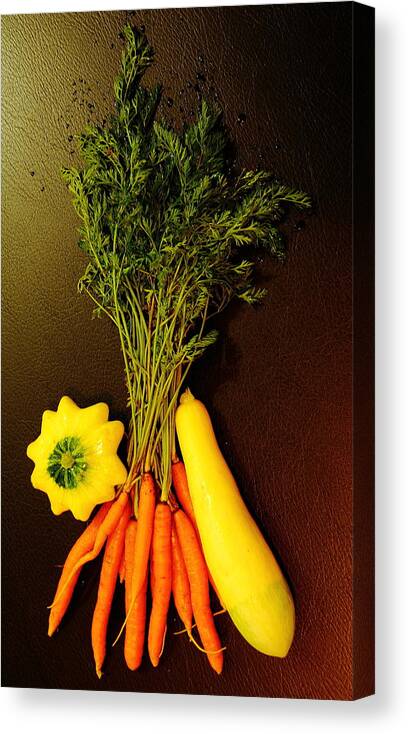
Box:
<box><xmin>27</xmin><ymin>396</ymin><xmax>128</xmax><ymax>521</ymax></box>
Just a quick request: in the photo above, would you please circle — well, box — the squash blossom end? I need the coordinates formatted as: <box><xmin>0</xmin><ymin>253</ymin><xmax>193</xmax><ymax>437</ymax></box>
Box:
<box><xmin>27</xmin><ymin>396</ymin><xmax>128</xmax><ymax>521</ymax></box>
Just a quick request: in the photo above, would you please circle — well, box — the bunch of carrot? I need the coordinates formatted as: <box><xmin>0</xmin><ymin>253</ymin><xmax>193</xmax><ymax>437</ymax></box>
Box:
<box><xmin>48</xmin><ymin>460</ymin><xmax>224</xmax><ymax>678</ymax></box>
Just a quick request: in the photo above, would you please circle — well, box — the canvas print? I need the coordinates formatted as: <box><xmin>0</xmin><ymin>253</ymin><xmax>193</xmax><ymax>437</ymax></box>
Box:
<box><xmin>1</xmin><ymin>3</ymin><xmax>375</xmax><ymax>699</ymax></box>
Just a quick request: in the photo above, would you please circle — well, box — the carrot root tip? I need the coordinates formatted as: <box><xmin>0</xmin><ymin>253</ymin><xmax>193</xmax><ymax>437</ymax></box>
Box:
<box><xmin>125</xmin><ymin>661</ymin><xmax>142</xmax><ymax>671</ymax></box>
<box><xmin>173</xmin><ymin>625</ymin><xmax>193</xmax><ymax>636</ymax></box>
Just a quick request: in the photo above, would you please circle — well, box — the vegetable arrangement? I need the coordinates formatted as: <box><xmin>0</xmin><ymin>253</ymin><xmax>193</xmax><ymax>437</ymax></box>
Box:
<box><xmin>27</xmin><ymin>24</ymin><xmax>310</xmax><ymax>677</ymax></box>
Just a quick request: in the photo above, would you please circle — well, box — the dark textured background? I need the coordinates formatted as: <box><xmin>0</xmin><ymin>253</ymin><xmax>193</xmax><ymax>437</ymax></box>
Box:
<box><xmin>1</xmin><ymin>3</ymin><xmax>374</xmax><ymax>699</ymax></box>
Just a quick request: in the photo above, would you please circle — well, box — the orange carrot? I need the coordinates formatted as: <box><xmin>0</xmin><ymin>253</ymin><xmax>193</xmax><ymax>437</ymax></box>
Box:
<box><xmin>124</xmin><ymin>520</ymin><xmax>148</xmax><ymax>670</ymax></box>
<box><xmin>173</xmin><ymin>509</ymin><xmax>224</xmax><ymax>674</ymax></box>
<box><xmin>130</xmin><ymin>472</ymin><xmax>156</xmax><ymax>603</ymax></box>
<box><xmin>49</xmin><ymin>492</ymin><xmax>129</xmax><ymax>608</ymax></box>
<box><xmin>172</xmin><ymin>459</ymin><xmax>222</xmax><ymax>605</ymax></box>
<box><xmin>148</xmin><ymin>503</ymin><xmax>172</xmax><ymax>666</ymax></box>
<box><xmin>124</xmin><ymin>521</ymin><xmax>137</xmax><ymax>612</ymax></box>
<box><xmin>92</xmin><ymin>498</ymin><xmax>131</xmax><ymax>678</ymax></box>
<box><xmin>172</xmin><ymin>460</ymin><xmax>196</xmax><ymax>528</ymax></box>
<box><xmin>171</xmin><ymin>524</ymin><xmax>192</xmax><ymax>634</ymax></box>
<box><xmin>48</xmin><ymin>502</ymin><xmax>112</xmax><ymax>637</ymax></box>
<box><xmin>113</xmin><ymin>474</ymin><xmax>156</xmax><ymax>647</ymax></box>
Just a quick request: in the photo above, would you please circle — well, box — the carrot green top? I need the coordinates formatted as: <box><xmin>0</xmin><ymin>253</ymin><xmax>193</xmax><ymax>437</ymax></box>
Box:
<box><xmin>62</xmin><ymin>24</ymin><xmax>311</xmax><ymax>503</ymax></box>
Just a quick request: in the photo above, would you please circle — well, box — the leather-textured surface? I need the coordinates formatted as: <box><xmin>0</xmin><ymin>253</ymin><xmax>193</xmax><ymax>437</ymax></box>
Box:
<box><xmin>1</xmin><ymin>4</ymin><xmax>374</xmax><ymax>699</ymax></box>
